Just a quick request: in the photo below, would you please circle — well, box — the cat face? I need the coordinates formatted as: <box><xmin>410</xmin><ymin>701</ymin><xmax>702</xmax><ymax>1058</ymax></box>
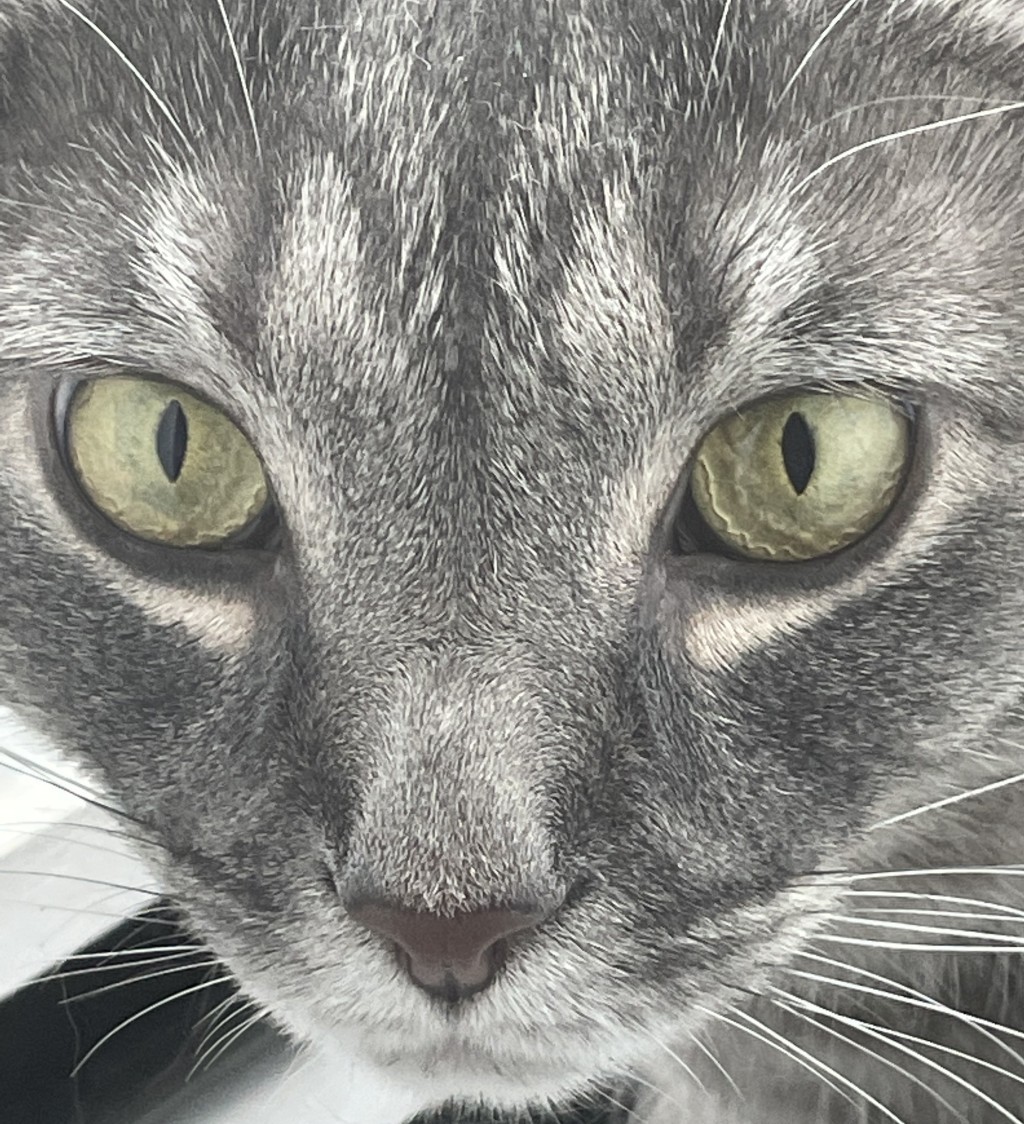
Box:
<box><xmin>1</xmin><ymin>0</ymin><xmax>1023</xmax><ymax>1117</ymax></box>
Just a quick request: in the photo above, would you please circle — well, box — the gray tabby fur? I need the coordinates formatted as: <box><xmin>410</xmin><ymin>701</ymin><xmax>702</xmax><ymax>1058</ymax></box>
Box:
<box><xmin>0</xmin><ymin>0</ymin><xmax>1023</xmax><ymax>1120</ymax></box>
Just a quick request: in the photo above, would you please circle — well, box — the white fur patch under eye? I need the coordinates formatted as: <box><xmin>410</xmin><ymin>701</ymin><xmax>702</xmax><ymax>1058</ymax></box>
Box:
<box><xmin>49</xmin><ymin>513</ymin><xmax>257</xmax><ymax>651</ymax></box>
<box><xmin>116</xmin><ymin>579</ymin><xmax>255</xmax><ymax>650</ymax></box>
<box><xmin>31</xmin><ymin>517</ymin><xmax>256</xmax><ymax>650</ymax></box>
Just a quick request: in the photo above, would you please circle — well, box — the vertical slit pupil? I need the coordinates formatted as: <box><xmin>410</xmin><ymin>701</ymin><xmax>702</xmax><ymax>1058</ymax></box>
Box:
<box><xmin>156</xmin><ymin>400</ymin><xmax>188</xmax><ymax>483</ymax></box>
<box><xmin>781</xmin><ymin>412</ymin><xmax>815</xmax><ymax>495</ymax></box>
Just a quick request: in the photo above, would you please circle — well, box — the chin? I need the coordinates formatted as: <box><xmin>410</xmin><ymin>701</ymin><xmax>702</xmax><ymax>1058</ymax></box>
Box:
<box><xmin>285</xmin><ymin>1011</ymin><xmax>643</xmax><ymax>1118</ymax></box>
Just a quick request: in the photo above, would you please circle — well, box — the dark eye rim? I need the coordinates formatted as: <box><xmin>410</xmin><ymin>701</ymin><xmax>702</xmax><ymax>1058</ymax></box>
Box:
<box><xmin>51</xmin><ymin>373</ymin><xmax>281</xmax><ymax>554</ymax></box>
<box><xmin>668</xmin><ymin>391</ymin><xmax>920</xmax><ymax>566</ymax></box>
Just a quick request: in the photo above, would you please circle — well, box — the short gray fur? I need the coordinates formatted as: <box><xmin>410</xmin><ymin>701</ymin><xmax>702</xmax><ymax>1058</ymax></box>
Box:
<box><xmin>1</xmin><ymin>1</ymin><xmax>1023</xmax><ymax>1121</ymax></box>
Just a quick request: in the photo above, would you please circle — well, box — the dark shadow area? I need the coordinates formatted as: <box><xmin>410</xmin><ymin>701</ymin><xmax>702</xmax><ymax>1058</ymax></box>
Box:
<box><xmin>0</xmin><ymin>900</ymin><xmax>280</xmax><ymax>1124</ymax></box>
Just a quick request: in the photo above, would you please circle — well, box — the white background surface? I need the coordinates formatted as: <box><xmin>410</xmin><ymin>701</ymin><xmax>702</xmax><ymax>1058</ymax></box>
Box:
<box><xmin>0</xmin><ymin>707</ymin><xmax>156</xmax><ymax>992</ymax></box>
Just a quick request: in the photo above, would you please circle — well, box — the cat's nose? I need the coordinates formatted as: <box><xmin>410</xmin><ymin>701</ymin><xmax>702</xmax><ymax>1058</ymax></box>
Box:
<box><xmin>346</xmin><ymin>902</ymin><xmax>545</xmax><ymax>1001</ymax></box>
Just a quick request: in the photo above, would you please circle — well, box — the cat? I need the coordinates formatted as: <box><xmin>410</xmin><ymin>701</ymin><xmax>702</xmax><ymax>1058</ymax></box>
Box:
<box><xmin>1</xmin><ymin>0</ymin><xmax>1024</xmax><ymax>1121</ymax></box>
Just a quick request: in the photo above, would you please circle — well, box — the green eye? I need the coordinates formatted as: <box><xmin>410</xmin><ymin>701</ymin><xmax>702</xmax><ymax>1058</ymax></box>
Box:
<box><xmin>687</xmin><ymin>391</ymin><xmax>912</xmax><ymax>562</ymax></box>
<box><xmin>65</xmin><ymin>376</ymin><xmax>270</xmax><ymax>548</ymax></box>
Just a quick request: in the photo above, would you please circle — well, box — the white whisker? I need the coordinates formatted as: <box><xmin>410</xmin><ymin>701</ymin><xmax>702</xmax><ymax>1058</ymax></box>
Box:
<box><xmin>872</xmin><ymin>769</ymin><xmax>1024</xmax><ymax>829</ymax></box>
<box><xmin>189</xmin><ymin>995</ymin><xmax>259</xmax><ymax>1076</ymax></box>
<box><xmin>962</xmin><ymin>747</ymin><xmax>1014</xmax><ymax>764</ymax></box>
<box><xmin>595</xmin><ymin>1085</ymin><xmax>643</xmax><ymax>1121</ymax></box>
<box><xmin>189</xmin><ymin>1007</ymin><xmax>258</xmax><ymax>1074</ymax></box>
<box><xmin>804</xmin><ymin>94</ymin><xmax>1003</xmax><ymax>137</ymax></box>
<box><xmin>0</xmin><ymin>898</ymin><xmax>177</xmax><ymax>923</ymax></box>
<box><xmin>783</xmin><ymin>991</ymin><xmax>1024</xmax><ymax>1092</ymax></box>
<box><xmin>55</xmin><ymin>944</ymin><xmax>206</xmax><ymax>963</ymax></box>
<box><xmin>50</xmin><ymin>0</ymin><xmax>195</xmax><ymax>158</ymax></box>
<box><xmin>849</xmin><ymin>866</ymin><xmax>1024</xmax><ymax>882</ymax></box>
<box><xmin>0</xmin><ymin>868</ymin><xmax>158</xmax><ymax>895</ymax></box>
<box><xmin>189</xmin><ymin>1005</ymin><xmax>269</xmax><ymax>1077</ymax></box>
<box><xmin>64</xmin><ymin>960</ymin><xmax>220</xmax><ymax>1004</ymax></box>
<box><xmin>815</xmin><ymin>934</ymin><xmax>1024</xmax><ymax>953</ymax></box>
<box><xmin>767</xmin><ymin>0</ymin><xmax>865</xmax><ymax>127</ymax></box>
<box><xmin>213</xmin><ymin>0</ymin><xmax>261</xmax><ymax>157</ymax></box>
<box><xmin>0</xmin><ymin>832</ymin><xmax>137</xmax><ymax>859</ymax></box>
<box><xmin>706</xmin><ymin>0</ymin><xmax>859</xmax><ymax>239</ymax></box>
<box><xmin>697</xmin><ymin>1004</ymin><xmax>874</xmax><ymax>1117</ymax></box>
<box><xmin>846</xmin><ymin>890</ymin><xmax>1024</xmax><ymax>923</ymax></box>
<box><xmin>0</xmin><ymin>822</ymin><xmax>139</xmax><ymax>857</ymax></box>
<box><xmin>192</xmin><ymin>992</ymin><xmax>246</xmax><ymax>1036</ymax></box>
<box><xmin>70</xmin><ymin>976</ymin><xmax>229</xmax><ymax>1077</ymax></box>
<box><xmin>771</xmin><ymin>994</ymin><xmax>969</xmax><ymax>1124</ymax></box>
<box><xmin>640</xmin><ymin>1026</ymin><xmax>709</xmax><ymax>1097</ymax></box>
<box><xmin>796</xmin><ymin>102</ymin><xmax>1024</xmax><ymax>193</ymax></box>
<box><xmin>0</xmin><ymin>818</ymin><xmax>133</xmax><ymax>837</ymax></box>
<box><xmin>0</xmin><ymin>749</ymin><xmax>139</xmax><ymax>827</ymax></box>
<box><xmin>626</xmin><ymin>1071</ymin><xmax>688</xmax><ymax>1115</ymax></box>
<box><xmin>855</xmin><ymin>907</ymin><xmax>1024</xmax><ymax>925</ymax></box>
<box><xmin>191</xmin><ymin>997</ymin><xmax>255</xmax><ymax>1064</ymax></box>
<box><xmin>795</xmin><ymin>949</ymin><xmax>1024</xmax><ymax>1075</ymax></box>
<box><xmin>32</xmin><ymin>949</ymin><xmax>206</xmax><ymax>986</ymax></box>
<box><xmin>825</xmin><ymin>915</ymin><xmax>1024</xmax><ymax>944</ymax></box>
<box><xmin>775</xmin><ymin>990</ymin><xmax>1024</xmax><ymax>1124</ymax></box>
<box><xmin>687</xmin><ymin>1029</ymin><xmax>743</xmax><ymax>1100</ymax></box>
<box><xmin>782</xmin><ymin>966</ymin><xmax>1024</xmax><ymax>1045</ymax></box>
<box><xmin>0</xmin><ymin>749</ymin><xmax>104</xmax><ymax>801</ymax></box>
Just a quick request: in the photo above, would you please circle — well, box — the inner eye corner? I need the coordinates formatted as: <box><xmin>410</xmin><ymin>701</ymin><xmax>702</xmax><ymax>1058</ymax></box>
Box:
<box><xmin>668</xmin><ymin>482</ymin><xmax>736</xmax><ymax>560</ymax></box>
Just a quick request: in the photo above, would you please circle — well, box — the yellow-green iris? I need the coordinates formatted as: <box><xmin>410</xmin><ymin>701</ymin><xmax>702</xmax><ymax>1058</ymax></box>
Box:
<box><xmin>690</xmin><ymin>391</ymin><xmax>911</xmax><ymax>562</ymax></box>
<box><xmin>67</xmin><ymin>376</ymin><xmax>268</xmax><ymax>547</ymax></box>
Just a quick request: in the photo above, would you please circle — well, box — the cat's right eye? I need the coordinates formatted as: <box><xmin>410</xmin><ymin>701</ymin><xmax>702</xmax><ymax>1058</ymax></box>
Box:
<box><xmin>61</xmin><ymin>376</ymin><xmax>271</xmax><ymax>548</ymax></box>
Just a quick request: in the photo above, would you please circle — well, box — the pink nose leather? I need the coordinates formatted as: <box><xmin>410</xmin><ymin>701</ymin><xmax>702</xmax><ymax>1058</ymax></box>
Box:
<box><xmin>348</xmin><ymin>904</ymin><xmax>544</xmax><ymax>1001</ymax></box>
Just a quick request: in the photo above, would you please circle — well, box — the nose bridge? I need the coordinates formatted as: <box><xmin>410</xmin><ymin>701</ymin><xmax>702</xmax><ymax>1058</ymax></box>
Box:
<box><xmin>339</xmin><ymin>653</ymin><xmax>564</xmax><ymax>915</ymax></box>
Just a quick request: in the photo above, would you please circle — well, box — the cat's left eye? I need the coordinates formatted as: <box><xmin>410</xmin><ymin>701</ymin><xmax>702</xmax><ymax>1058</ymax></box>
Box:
<box><xmin>62</xmin><ymin>376</ymin><xmax>271</xmax><ymax>548</ymax></box>
<box><xmin>677</xmin><ymin>390</ymin><xmax>914</xmax><ymax>562</ymax></box>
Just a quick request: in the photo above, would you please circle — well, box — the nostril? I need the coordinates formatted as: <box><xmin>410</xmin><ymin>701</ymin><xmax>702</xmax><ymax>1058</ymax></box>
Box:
<box><xmin>346</xmin><ymin>902</ymin><xmax>546</xmax><ymax>1001</ymax></box>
